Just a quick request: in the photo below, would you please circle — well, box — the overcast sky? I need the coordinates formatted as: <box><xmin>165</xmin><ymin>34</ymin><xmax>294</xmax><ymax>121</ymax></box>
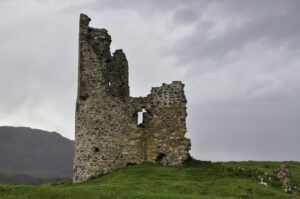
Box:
<box><xmin>0</xmin><ymin>0</ymin><xmax>299</xmax><ymax>161</ymax></box>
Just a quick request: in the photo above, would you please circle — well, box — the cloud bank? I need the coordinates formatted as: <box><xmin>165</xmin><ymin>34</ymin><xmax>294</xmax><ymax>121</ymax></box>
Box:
<box><xmin>0</xmin><ymin>0</ymin><xmax>299</xmax><ymax>161</ymax></box>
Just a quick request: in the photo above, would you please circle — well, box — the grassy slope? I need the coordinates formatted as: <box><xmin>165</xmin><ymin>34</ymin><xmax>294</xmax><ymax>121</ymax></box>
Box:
<box><xmin>0</xmin><ymin>161</ymin><xmax>299</xmax><ymax>199</ymax></box>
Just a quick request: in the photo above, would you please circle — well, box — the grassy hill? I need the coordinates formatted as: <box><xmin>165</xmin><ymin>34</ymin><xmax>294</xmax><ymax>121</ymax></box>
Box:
<box><xmin>0</xmin><ymin>160</ymin><xmax>299</xmax><ymax>199</ymax></box>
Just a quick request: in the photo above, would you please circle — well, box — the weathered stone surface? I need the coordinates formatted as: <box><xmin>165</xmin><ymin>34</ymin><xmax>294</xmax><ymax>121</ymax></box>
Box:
<box><xmin>276</xmin><ymin>165</ymin><xmax>293</xmax><ymax>193</ymax></box>
<box><xmin>73</xmin><ymin>14</ymin><xmax>191</xmax><ymax>183</ymax></box>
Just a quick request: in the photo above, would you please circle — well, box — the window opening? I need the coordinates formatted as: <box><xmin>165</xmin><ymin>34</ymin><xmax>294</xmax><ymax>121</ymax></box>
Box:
<box><xmin>156</xmin><ymin>153</ymin><xmax>165</xmax><ymax>164</ymax></box>
<box><xmin>137</xmin><ymin>109</ymin><xmax>147</xmax><ymax>125</ymax></box>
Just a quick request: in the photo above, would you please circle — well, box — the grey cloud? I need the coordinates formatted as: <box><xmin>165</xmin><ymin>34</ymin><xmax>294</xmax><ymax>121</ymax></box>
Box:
<box><xmin>172</xmin><ymin>1</ymin><xmax>300</xmax><ymax>66</ymax></box>
<box><xmin>188</xmin><ymin>96</ymin><xmax>300</xmax><ymax>161</ymax></box>
<box><xmin>172</xmin><ymin>7</ymin><xmax>200</xmax><ymax>25</ymax></box>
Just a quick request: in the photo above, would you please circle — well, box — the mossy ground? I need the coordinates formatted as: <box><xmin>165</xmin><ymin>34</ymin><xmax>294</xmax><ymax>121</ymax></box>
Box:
<box><xmin>0</xmin><ymin>160</ymin><xmax>299</xmax><ymax>199</ymax></box>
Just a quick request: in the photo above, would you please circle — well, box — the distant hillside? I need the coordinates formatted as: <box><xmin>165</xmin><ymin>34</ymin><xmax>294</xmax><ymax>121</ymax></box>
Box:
<box><xmin>0</xmin><ymin>126</ymin><xmax>74</xmax><ymax>184</ymax></box>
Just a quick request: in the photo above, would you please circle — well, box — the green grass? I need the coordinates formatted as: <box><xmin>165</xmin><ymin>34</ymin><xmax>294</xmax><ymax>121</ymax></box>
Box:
<box><xmin>0</xmin><ymin>160</ymin><xmax>300</xmax><ymax>199</ymax></box>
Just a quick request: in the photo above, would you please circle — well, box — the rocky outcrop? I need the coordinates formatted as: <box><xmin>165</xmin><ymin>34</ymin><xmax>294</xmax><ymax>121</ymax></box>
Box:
<box><xmin>228</xmin><ymin>164</ymin><xmax>295</xmax><ymax>193</ymax></box>
<box><xmin>73</xmin><ymin>14</ymin><xmax>191</xmax><ymax>183</ymax></box>
<box><xmin>276</xmin><ymin>165</ymin><xmax>293</xmax><ymax>193</ymax></box>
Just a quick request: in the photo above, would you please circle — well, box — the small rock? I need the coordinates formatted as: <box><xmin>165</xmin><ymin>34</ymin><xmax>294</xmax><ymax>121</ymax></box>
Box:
<box><xmin>259</xmin><ymin>177</ymin><xmax>268</xmax><ymax>186</ymax></box>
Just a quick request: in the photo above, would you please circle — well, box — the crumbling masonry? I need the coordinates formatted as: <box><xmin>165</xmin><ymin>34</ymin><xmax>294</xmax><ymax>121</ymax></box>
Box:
<box><xmin>73</xmin><ymin>14</ymin><xmax>191</xmax><ymax>183</ymax></box>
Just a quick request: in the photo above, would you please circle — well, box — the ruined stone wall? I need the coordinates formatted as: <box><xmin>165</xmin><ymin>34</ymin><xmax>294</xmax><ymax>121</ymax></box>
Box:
<box><xmin>73</xmin><ymin>14</ymin><xmax>191</xmax><ymax>183</ymax></box>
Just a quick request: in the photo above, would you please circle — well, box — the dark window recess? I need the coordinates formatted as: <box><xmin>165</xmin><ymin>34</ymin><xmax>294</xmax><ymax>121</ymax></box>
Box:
<box><xmin>93</xmin><ymin>147</ymin><xmax>99</xmax><ymax>152</ymax></box>
<box><xmin>155</xmin><ymin>153</ymin><xmax>165</xmax><ymax>164</ymax></box>
<box><xmin>79</xmin><ymin>95</ymin><xmax>89</xmax><ymax>100</ymax></box>
<box><xmin>126</xmin><ymin>162</ymin><xmax>136</xmax><ymax>166</ymax></box>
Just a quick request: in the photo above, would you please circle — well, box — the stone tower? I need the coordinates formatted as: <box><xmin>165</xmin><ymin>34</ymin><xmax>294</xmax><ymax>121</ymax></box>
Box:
<box><xmin>73</xmin><ymin>14</ymin><xmax>191</xmax><ymax>183</ymax></box>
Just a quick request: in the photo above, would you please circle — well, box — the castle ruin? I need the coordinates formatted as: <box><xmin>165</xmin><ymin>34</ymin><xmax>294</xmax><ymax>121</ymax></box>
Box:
<box><xmin>73</xmin><ymin>14</ymin><xmax>191</xmax><ymax>183</ymax></box>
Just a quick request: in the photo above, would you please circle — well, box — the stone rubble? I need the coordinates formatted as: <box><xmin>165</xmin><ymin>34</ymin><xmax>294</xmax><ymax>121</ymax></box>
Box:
<box><xmin>276</xmin><ymin>165</ymin><xmax>293</xmax><ymax>193</ymax></box>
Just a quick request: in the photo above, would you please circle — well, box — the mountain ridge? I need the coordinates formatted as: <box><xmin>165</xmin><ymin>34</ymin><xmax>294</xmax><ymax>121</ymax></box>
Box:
<box><xmin>0</xmin><ymin>126</ymin><xmax>74</xmax><ymax>184</ymax></box>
